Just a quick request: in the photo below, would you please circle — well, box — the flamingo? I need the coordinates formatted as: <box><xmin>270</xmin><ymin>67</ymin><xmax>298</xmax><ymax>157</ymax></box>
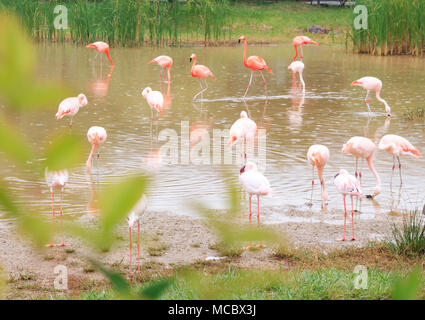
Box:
<box><xmin>292</xmin><ymin>36</ymin><xmax>318</xmax><ymax>61</ymax></box>
<box><xmin>334</xmin><ymin>169</ymin><xmax>362</xmax><ymax>241</ymax></box>
<box><xmin>351</xmin><ymin>77</ymin><xmax>391</xmax><ymax>117</ymax></box>
<box><xmin>127</xmin><ymin>195</ymin><xmax>148</xmax><ymax>280</ymax></box>
<box><xmin>190</xmin><ymin>53</ymin><xmax>215</xmax><ymax>101</ymax></box>
<box><xmin>378</xmin><ymin>134</ymin><xmax>422</xmax><ymax>186</ymax></box>
<box><xmin>56</xmin><ymin>94</ymin><xmax>88</xmax><ymax>128</ymax></box>
<box><xmin>342</xmin><ymin>136</ymin><xmax>381</xmax><ymax>198</ymax></box>
<box><xmin>307</xmin><ymin>145</ymin><xmax>329</xmax><ymax>208</ymax></box>
<box><xmin>148</xmin><ymin>55</ymin><xmax>173</xmax><ymax>83</ymax></box>
<box><xmin>86</xmin><ymin>126</ymin><xmax>107</xmax><ymax>170</ymax></box>
<box><xmin>288</xmin><ymin>61</ymin><xmax>305</xmax><ymax>93</ymax></box>
<box><xmin>86</xmin><ymin>41</ymin><xmax>113</xmax><ymax>68</ymax></box>
<box><xmin>45</xmin><ymin>169</ymin><xmax>69</xmax><ymax>247</ymax></box>
<box><xmin>142</xmin><ymin>87</ymin><xmax>164</xmax><ymax>120</ymax></box>
<box><xmin>239</xmin><ymin>162</ymin><xmax>272</xmax><ymax>250</ymax></box>
<box><xmin>238</xmin><ymin>35</ymin><xmax>273</xmax><ymax>98</ymax></box>
<box><xmin>227</xmin><ymin>111</ymin><xmax>257</xmax><ymax>161</ymax></box>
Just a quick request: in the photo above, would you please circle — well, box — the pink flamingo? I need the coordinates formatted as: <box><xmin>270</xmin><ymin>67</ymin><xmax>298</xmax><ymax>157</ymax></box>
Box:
<box><xmin>334</xmin><ymin>169</ymin><xmax>362</xmax><ymax>241</ymax></box>
<box><xmin>45</xmin><ymin>169</ymin><xmax>69</xmax><ymax>247</ymax></box>
<box><xmin>127</xmin><ymin>195</ymin><xmax>147</xmax><ymax>280</ymax></box>
<box><xmin>142</xmin><ymin>87</ymin><xmax>164</xmax><ymax>120</ymax></box>
<box><xmin>56</xmin><ymin>94</ymin><xmax>88</xmax><ymax>128</ymax></box>
<box><xmin>227</xmin><ymin>111</ymin><xmax>257</xmax><ymax>161</ymax></box>
<box><xmin>351</xmin><ymin>77</ymin><xmax>391</xmax><ymax>117</ymax></box>
<box><xmin>292</xmin><ymin>36</ymin><xmax>318</xmax><ymax>61</ymax></box>
<box><xmin>378</xmin><ymin>134</ymin><xmax>422</xmax><ymax>186</ymax></box>
<box><xmin>288</xmin><ymin>61</ymin><xmax>305</xmax><ymax>93</ymax></box>
<box><xmin>190</xmin><ymin>53</ymin><xmax>215</xmax><ymax>101</ymax></box>
<box><xmin>307</xmin><ymin>145</ymin><xmax>329</xmax><ymax>207</ymax></box>
<box><xmin>239</xmin><ymin>162</ymin><xmax>272</xmax><ymax>250</ymax></box>
<box><xmin>342</xmin><ymin>136</ymin><xmax>381</xmax><ymax>198</ymax></box>
<box><xmin>86</xmin><ymin>126</ymin><xmax>107</xmax><ymax>170</ymax></box>
<box><xmin>238</xmin><ymin>36</ymin><xmax>273</xmax><ymax>98</ymax></box>
<box><xmin>86</xmin><ymin>42</ymin><xmax>113</xmax><ymax>68</ymax></box>
<box><xmin>148</xmin><ymin>55</ymin><xmax>173</xmax><ymax>83</ymax></box>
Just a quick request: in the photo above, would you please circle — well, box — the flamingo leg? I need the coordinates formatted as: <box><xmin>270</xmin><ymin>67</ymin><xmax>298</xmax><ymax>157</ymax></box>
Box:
<box><xmin>243</xmin><ymin>195</ymin><xmax>253</xmax><ymax>250</ymax></box>
<box><xmin>364</xmin><ymin>91</ymin><xmax>371</xmax><ymax>115</ymax></box>
<box><xmin>57</xmin><ymin>189</ymin><xmax>67</xmax><ymax>247</ymax></box>
<box><xmin>300</xmin><ymin>45</ymin><xmax>304</xmax><ymax>61</ymax></box>
<box><xmin>137</xmin><ymin>221</ymin><xmax>141</xmax><ymax>273</ymax></box>
<box><xmin>397</xmin><ymin>156</ymin><xmax>403</xmax><ymax>185</ymax></box>
<box><xmin>256</xmin><ymin>195</ymin><xmax>266</xmax><ymax>248</ymax></box>
<box><xmin>350</xmin><ymin>195</ymin><xmax>356</xmax><ymax>241</ymax></box>
<box><xmin>129</xmin><ymin>226</ymin><xmax>133</xmax><ymax>280</ymax></box>
<box><xmin>391</xmin><ymin>155</ymin><xmax>395</xmax><ymax>187</ymax></box>
<box><xmin>293</xmin><ymin>45</ymin><xmax>298</xmax><ymax>61</ymax></box>
<box><xmin>355</xmin><ymin>158</ymin><xmax>358</xmax><ymax>178</ymax></box>
<box><xmin>338</xmin><ymin>196</ymin><xmax>347</xmax><ymax>241</ymax></box>
<box><xmin>243</xmin><ymin>71</ymin><xmax>254</xmax><ymax>98</ymax></box>
<box><xmin>309</xmin><ymin>165</ymin><xmax>314</xmax><ymax>207</ymax></box>
<box><xmin>167</xmin><ymin>68</ymin><xmax>171</xmax><ymax>83</ymax></box>
<box><xmin>259</xmin><ymin>70</ymin><xmax>269</xmax><ymax>98</ymax></box>
<box><xmin>69</xmin><ymin>117</ymin><xmax>73</xmax><ymax>129</ymax></box>
<box><xmin>193</xmin><ymin>79</ymin><xmax>207</xmax><ymax>101</ymax></box>
<box><xmin>46</xmin><ymin>190</ymin><xmax>56</xmax><ymax>247</ymax></box>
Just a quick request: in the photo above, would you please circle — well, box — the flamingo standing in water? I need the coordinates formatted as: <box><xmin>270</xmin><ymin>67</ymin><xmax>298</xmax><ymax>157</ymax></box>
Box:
<box><xmin>351</xmin><ymin>77</ymin><xmax>391</xmax><ymax>117</ymax></box>
<box><xmin>148</xmin><ymin>55</ymin><xmax>173</xmax><ymax>83</ymax></box>
<box><xmin>334</xmin><ymin>169</ymin><xmax>362</xmax><ymax>241</ymax></box>
<box><xmin>56</xmin><ymin>94</ymin><xmax>88</xmax><ymax>128</ymax></box>
<box><xmin>142</xmin><ymin>87</ymin><xmax>164</xmax><ymax>120</ymax></box>
<box><xmin>190</xmin><ymin>53</ymin><xmax>215</xmax><ymax>101</ymax></box>
<box><xmin>239</xmin><ymin>162</ymin><xmax>272</xmax><ymax>250</ymax></box>
<box><xmin>127</xmin><ymin>195</ymin><xmax>148</xmax><ymax>279</ymax></box>
<box><xmin>378</xmin><ymin>134</ymin><xmax>422</xmax><ymax>186</ymax></box>
<box><xmin>288</xmin><ymin>61</ymin><xmax>305</xmax><ymax>93</ymax></box>
<box><xmin>86</xmin><ymin>126</ymin><xmax>107</xmax><ymax>170</ymax></box>
<box><xmin>45</xmin><ymin>169</ymin><xmax>69</xmax><ymax>247</ymax></box>
<box><xmin>86</xmin><ymin>42</ymin><xmax>113</xmax><ymax>68</ymax></box>
<box><xmin>342</xmin><ymin>136</ymin><xmax>381</xmax><ymax>198</ymax></box>
<box><xmin>227</xmin><ymin>111</ymin><xmax>257</xmax><ymax>162</ymax></box>
<box><xmin>307</xmin><ymin>145</ymin><xmax>329</xmax><ymax>208</ymax></box>
<box><xmin>292</xmin><ymin>36</ymin><xmax>318</xmax><ymax>61</ymax></box>
<box><xmin>238</xmin><ymin>36</ymin><xmax>273</xmax><ymax>98</ymax></box>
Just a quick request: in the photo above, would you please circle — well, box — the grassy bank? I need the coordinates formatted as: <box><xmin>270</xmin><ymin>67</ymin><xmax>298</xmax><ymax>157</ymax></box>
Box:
<box><xmin>351</xmin><ymin>0</ymin><xmax>425</xmax><ymax>56</ymax></box>
<box><xmin>0</xmin><ymin>0</ymin><xmax>351</xmax><ymax>46</ymax></box>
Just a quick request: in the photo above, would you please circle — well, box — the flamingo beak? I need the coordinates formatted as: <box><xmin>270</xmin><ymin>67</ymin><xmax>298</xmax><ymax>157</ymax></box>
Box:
<box><xmin>334</xmin><ymin>173</ymin><xmax>340</xmax><ymax>179</ymax></box>
<box><xmin>351</xmin><ymin>80</ymin><xmax>361</xmax><ymax>86</ymax></box>
<box><xmin>240</xmin><ymin>165</ymin><xmax>246</xmax><ymax>175</ymax></box>
<box><xmin>238</xmin><ymin>39</ymin><xmax>241</xmax><ymax>44</ymax></box>
<box><xmin>189</xmin><ymin>58</ymin><xmax>192</xmax><ymax>62</ymax></box>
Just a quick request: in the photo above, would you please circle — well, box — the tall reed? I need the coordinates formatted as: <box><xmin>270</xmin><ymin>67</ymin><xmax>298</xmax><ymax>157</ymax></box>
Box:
<box><xmin>0</xmin><ymin>0</ymin><xmax>233</xmax><ymax>47</ymax></box>
<box><xmin>351</xmin><ymin>0</ymin><xmax>425</xmax><ymax>56</ymax></box>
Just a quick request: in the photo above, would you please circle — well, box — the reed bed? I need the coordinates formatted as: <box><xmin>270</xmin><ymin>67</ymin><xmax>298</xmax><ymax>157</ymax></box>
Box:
<box><xmin>351</xmin><ymin>0</ymin><xmax>425</xmax><ymax>56</ymax></box>
<box><xmin>0</xmin><ymin>0</ymin><xmax>232</xmax><ymax>47</ymax></box>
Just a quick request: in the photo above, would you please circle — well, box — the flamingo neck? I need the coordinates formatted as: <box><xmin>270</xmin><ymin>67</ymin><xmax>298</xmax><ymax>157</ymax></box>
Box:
<box><xmin>243</xmin><ymin>39</ymin><xmax>248</xmax><ymax>67</ymax></box>
<box><xmin>367</xmin><ymin>157</ymin><xmax>381</xmax><ymax>196</ymax></box>
<box><xmin>317</xmin><ymin>167</ymin><xmax>328</xmax><ymax>203</ymax></box>
<box><xmin>105</xmin><ymin>49</ymin><xmax>113</xmax><ymax>67</ymax></box>
<box><xmin>87</xmin><ymin>143</ymin><xmax>98</xmax><ymax>168</ymax></box>
<box><xmin>376</xmin><ymin>91</ymin><xmax>390</xmax><ymax>115</ymax></box>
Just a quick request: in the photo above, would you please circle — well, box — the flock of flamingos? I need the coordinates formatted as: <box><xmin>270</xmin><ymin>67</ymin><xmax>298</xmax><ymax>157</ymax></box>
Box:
<box><xmin>45</xmin><ymin>36</ymin><xmax>422</xmax><ymax>276</ymax></box>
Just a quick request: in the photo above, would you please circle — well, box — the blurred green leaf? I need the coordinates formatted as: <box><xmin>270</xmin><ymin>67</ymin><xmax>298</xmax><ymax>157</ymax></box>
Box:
<box><xmin>0</xmin><ymin>115</ymin><xmax>33</xmax><ymax>166</ymax></box>
<box><xmin>392</xmin><ymin>267</ymin><xmax>422</xmax><ymax>300</ymax></box>
<box><xmin>45</xmin><ymin>132</ymin><xmax>86</xmax><ymax>171</ymax></box>
<box><xmin>99</xmin><ymin>175</ymin><xmax>148</xmax><ymax>249</ymax></box>
<box><xmin>139</xmin><ymin>279</ymin><xmax>173</xmax><ymax>300</ymax></box>
<box><xmin>90</xmin><ymin>260</ymin><xmax>131</xmax><ymax>297</ymax></box>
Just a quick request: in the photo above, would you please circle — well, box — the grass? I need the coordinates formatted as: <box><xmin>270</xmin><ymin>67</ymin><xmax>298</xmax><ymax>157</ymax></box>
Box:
<box><xmin>386</xmin><ymin>209</ymin><xmax>425</xmax><ymax>257</ymax></box>
<box><xmin>147</xmin><ymin>244</ymin><xmax>169</xmax><ymax>257</ymax></box>
<box><xmin>0</xmin><ymin>0</ymin><xmax>352</xmax><ymax>46</ymax></box>
<box><xmin>402</xmin><ymin>106</ymin><xmax>425</xmax><ymax>121</ymax></box>
<box><xmin>350</xmin><ymin>0</ymin><xmax>425</xmax><ymax>56</ymax></box>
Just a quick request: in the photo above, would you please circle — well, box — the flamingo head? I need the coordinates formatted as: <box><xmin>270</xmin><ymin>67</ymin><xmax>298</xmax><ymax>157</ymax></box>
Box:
<box><xmin>240</xmin><ymin>161</ymin><xmax>257</xmax><ymax>175</ymax></box>
<box><xmin>350</xmin><ymin>80</ymin><xmax>362</xmax><ymax>87</ymax></box>
<box><xmin>78</xmin><ymin>94</ymin><xmax>88</xmax><ymax>107</ymax></box>
<box><xmin>240</xmin><ymin>111</ymin><xmax>248</xmax><ymax>118</ymax></box>
<box><xmin>189</xmin><ymin>53</ymin><xmax>196</xmax><ymax>62</ymax></box>
<box><xmin>142</xmin><ymin>87</ymin><xmax>152</xmax><ymax>98</ymax></box>
<box><xmin>86</xmin><ymin>43</ymin><xmax>96</xmax><ymax>49</ymax></box>
<box><xmin>127</xmin><ymin>212</ymin><xmax>138</xmax><ymax>228</ymax></box>
<box><xmin>238</xmin><ymin>35</ymin><xmax>246</xmax><ymax>43</ymax></box>
<box><xmin>334</xmin><ymin>169</ymin><xmax>349</xmax><ymax>179</ymax></box>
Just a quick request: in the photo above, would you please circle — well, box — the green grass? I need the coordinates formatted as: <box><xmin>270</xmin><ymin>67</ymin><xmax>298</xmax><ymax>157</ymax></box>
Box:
<box><xmin>351</xmin><ymin>0</ymin><xmax>425</xmax><ymax>56</ymax></box>
<box><xmin>0</xmin><ymin>0</ymin><xmax>351</xmax><ymax>46</ymax></box>
<box><xmin>402</xmin><ymin>106</ymin><xmax>425</xmax><ymax>121</ymax></box>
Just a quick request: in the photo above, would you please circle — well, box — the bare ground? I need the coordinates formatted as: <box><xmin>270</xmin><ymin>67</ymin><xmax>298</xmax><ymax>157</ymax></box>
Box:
<box><xmin>0</xmin><ymin>206</ymin><xmax>400</xmax><ymax>299</ymax></box>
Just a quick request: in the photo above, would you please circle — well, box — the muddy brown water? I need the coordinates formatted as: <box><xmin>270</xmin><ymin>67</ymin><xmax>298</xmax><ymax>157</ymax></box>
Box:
<box><xmin>1</xmin><ymin>43</ymin><xmax>425</xmax><ymax>227</ymax></box>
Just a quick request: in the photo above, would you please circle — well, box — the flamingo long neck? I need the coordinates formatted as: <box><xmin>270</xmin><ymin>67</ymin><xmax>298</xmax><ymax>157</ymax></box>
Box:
<box><xmin>376</xmin><ymin>90</ymin><xmax>390</xmax><ymax>114</ymax></box>
<box><xmin>367</xmin><ymin>157</ymin><xmax>381</xmax><ymax>197</ymax></box>
<box><xmin>87</xmin><ymin>143</ymin><xmax>98</xmax><ymax>168</ymax></box>
<box><xmin>243</xmin><ymin>39</ymin><xmax>248</xmax><ymax>67</ymax></box>
<box><xmin>317</xmin><ymin>167</ymin><xmax>328</xmax><ymax>203</ymax></box>
<box><xmin>191</xmin><ymin>56</ymin><xmax>197</xmax><ymax>68</ymax></box>
<box><xmin>105</xmin><ymin>49</ymin><xmax>113</xmax><ymax>67</ymax></box>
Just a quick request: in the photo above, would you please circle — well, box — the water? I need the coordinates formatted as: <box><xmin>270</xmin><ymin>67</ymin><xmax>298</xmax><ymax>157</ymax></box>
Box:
<box><xmin>2</xmin><ymin>43</ymin><xmax>425</xmax><ymax>222</ymax></box>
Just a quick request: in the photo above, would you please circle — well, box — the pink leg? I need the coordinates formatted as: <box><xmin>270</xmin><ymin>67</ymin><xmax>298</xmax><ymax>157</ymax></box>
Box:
<box><xmin>338</xmin><ymin>196</ymin><xmax>347</xmax><ymax>241</ymax></box>
<box><xmin>350</xmin><ymin>196</ymin><xmax>356</xmax><ymax>241</ymax></box>
<box><xmin>259</xmin><ymin>71</ymin><xmax>269</xmax><ymax>98</ymax></box>
<box><xmin>137</xmin><ymin>222</ymin><xmax>141</xmax><ymax>273</ymax></box>
<box><xmin>397</xmin><ymin>156</ymin><xmax>403</xmax><ymax>185</ymax></box>
<box><xmin>167</xmin><ymin>68</ymin><xmax>171</xmax><ymax>84</ymax></box>
<box><xmin>243</xmin><ymin>71</ymin><xmax>254</xmax><ymax>98</ymax></box>
<box><xmin>193</xmin><ymin>79</ymin><xmax>207</xmax><ymax>101</ymax></box>
<box><xmin>248</xmin><ymin>195</ymin><xmax>252</xmax><ymax>223</ymax></box>
<box><xmin>129</xmin><ymin>226</ymin><xmax>133</xmax><ymax>280</ymax></box>
<box><xmin>46</xmin><ymin>191</ymin><xmax>56</xmax><ymax>247</ymax></box>
<box><xmin>293</xmin><ymin>46</ymin><xmax>298</xmax><ymax>61</ymax></box>
<box><xmin>300</xmin><ymin>46</ymin><xmax>304</xmax><ymax>61</ymax></box>
<box><xmin>57</xmin><ymin>190</ymin><xmax>67</xmax><ymax>247</ymax></box>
